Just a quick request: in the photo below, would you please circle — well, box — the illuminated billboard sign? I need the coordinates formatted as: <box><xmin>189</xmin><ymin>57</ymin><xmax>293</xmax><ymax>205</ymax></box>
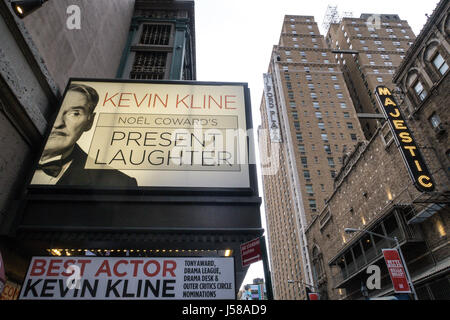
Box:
<box><xmin>30</xmin><ymin>79</ymin><xmax>251</xmax><ymax>189</ymax></box>
<box><xmin>19</xmin><ymin>257</ymin><xmax>235</xmax><ymax>300</ymax></box>
<box><xmin>375</xmin><ymin>85</ymin><xmax>435</xmax><ymax>192</ymax></box>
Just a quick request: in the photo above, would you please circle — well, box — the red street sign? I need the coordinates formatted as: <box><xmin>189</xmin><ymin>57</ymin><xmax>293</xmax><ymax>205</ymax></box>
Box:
<box><xmin>382</xmin><ymin>249</ymin><xmax>411</xmax><ymax>293</ymax></box>
<box><xmin>240</xmin><ymin>238</ymin><xmax>262</xmax><ymax>268</ymax></box>
<box><xmin>308</xmin><ymin>293</ymin><xmax>319</xmax><ymax>300</ymax></box>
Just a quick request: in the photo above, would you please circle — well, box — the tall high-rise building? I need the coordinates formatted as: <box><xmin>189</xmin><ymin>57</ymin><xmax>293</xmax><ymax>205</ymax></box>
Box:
<box><xmin>259</xmin><ymin>15</ymin><xmax>364</xmax><ymax>300</ymax></box>
<box><xmin>326</xmin><ymin>14</ymin><xmax>416</xmax><ymax>139</ymax></box>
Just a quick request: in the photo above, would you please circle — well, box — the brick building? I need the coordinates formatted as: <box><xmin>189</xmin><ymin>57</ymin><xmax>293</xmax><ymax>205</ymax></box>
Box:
<box><xmin>326</xmin><ymin>14</ymin><xmax>415</xmax><ymax>140</ymax></box>
<box><xmin>305</xmin><ymin>0</ymin><xmax>449</xmax><ymax>300</ymax></box>
<box><xmin>258</xmin><ymin>15</ymin><xmax>364</xmax><ymax>300</ymax></box>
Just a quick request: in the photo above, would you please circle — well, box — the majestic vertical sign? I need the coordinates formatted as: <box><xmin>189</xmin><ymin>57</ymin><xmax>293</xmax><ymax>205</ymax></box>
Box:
<box><xmin>29</xmin><ymin>80</ymin><xmax>251</xmax><ymax>189</ymax></box>
<box><xmin>263</xmin><ymin>73</ymin><xmax>281</xmax><ymax>143</ymax></box>
<box><xmin>19</xmin><ymin>257</ymin><xmax>235</xmax><ymax>300</ymax></box>
<box><xmin>382</xmin><ymin>249</ymin><xmax>411</xmax><ymax>293</ymax></box>
<box><xmin>375</xmin><ymin>85</ymin><xmax>435</xmax><ymax>192</ymax></box>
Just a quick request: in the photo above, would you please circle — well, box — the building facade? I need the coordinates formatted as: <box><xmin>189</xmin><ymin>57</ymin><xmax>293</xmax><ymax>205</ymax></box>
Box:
<box><xmin>326</xmin><ymin>14</ymin><xmax>415</xmax><ymax>140</ymax></box>
<box><xmin>1</xmin><ymin>0</ymin><xmax>260</xmax><ymax>300</ymax></box>
<box><xmin>305</xmin><ymin>0</ymin><xmax>449</xmax><ymax>300</ymax></box>
<box><xmin>259</xmin><ymin>15</ymin><xmax>364</xmax><ymax>300</ymax></box>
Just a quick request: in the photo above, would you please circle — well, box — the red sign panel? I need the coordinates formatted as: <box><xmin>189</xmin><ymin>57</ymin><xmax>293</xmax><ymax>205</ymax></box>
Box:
<box><xmin>382</xmin><ymin>249</ymin><xmax>411</xmax><ymax>293</ymax></box>
<box><xmin>240</xmin><ymin>238</ymin><xmax>262</xmax><ymax>268</ymax></box>
<box><xmin>308</xmin><ymin>293</ymin><xmax>319</xmax><ymax>300</ymax></box>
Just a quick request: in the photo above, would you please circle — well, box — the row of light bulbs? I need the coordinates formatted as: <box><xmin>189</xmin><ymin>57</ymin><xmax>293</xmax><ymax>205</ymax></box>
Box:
<box><xmin>47</xmin><ymin>249</ymin><xmax>232</xmax><ymax>256</ymax></box>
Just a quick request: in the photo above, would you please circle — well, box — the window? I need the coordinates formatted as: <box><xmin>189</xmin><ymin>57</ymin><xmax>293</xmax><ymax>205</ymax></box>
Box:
<box><xmin>343</xmin><ymin>112</ymin><xmax>350</xmax><ymax>118</ymax></box>
<box><xmin>303</xmin><ymin>170</ymin><xmax>311</xmax><ymax>179</ymax></box>
<box><xmin>322</xmin><ymin>52</ymin><xmax>327</xmax><ymax>57</ymax></box>
<box><xmin>131</xmin><ymin>51</ymin><xmax>168</xmax><ymax>80</ymax></box>
<box><xmin>334</xmin><ymin>84</ymin><xmax>341</xmax><ymax>90</ymax></box>
<box><xmin>393</xmin><ymin>41</ymin><xmax>401</xmax><ymax>46</ymax></box>
<box><xmin>286</xmin><ymin>51</ymin><xmax>291</xmax><ymax>55</ymax></box>
<box><xmin>414</xmin><ymin>81</ymin><xmax>427</xmax><ymax>101</ymax></box>
<box><xmin>324</xmin><ymin>144</ymin><xmax>331</xmax><ymax>154</ymax></box>
<box><xmin>331</xmin><ymin>75</ymin><xmax>337</xmax><ymax>81</ymax></box>
<box><xmin>296</xmin><ymin>133</ymin><xmax>303</xmax><ymax>141</ymax></box>
<box><xmin>429</xmin><ymin>113</ymin><xmax>441</xmax><ymax>128</ymax></box>
<box><xmin>309</xmin><ymin>199</ymin><xmax>317</xmax><ymax>211</ymax></box>
<box><xmin>321</xmin><ymin>133</ymin><xmax>328</xmax><ymax>142</ymax></box>
<box><xmin>340</xmin><ymin>102</ymin><xmax>347</xmax><ymax>108</ymax></box>
<box><xmin>346</xmin><ymin>122</ymin><xmax>354</xmax><ymax>129</ymax></box>
<box><xmin>327</xmin><ymin>157</ymin><xmax>335</xmax><ymax>167</ymax></box>
<box><xmin>313</xmin><ymin>102</ymin><xmax>320</xmax><ymax>109</ymax></box>
<box><xmin>298</xmin><ymin>144</ymin><xmax>305</xmax><ymax>152</ymax></box>
<box><xmin>301</xmin><ymin>157</ymin><xmax>308</xmax><ymax>168</ymax></box>
<box><xmin>374</xmin><ymin>40</ymin><xmax>382</xmax><ymax>45</ymax></box>
<box><xmin>140</xmin><ymin>24</ymin><xmax>171</xmax><ymax>45</ymax></box>
<box><xmin>306</xmin><ymin>185</ymin><xmax>314</xmax><ymax>195</ymax></box>
<box><xmin>318</xmin><ymin>122</ymin><xmax>325</xmax><ymax>129</ymax></box>
<box><xmin>377</xmin><ymin>77</ymin><xmax>383</xmax><ymax>83</ymax></box>
<box><xmin>350</xmin><ymin>133</ymin><xmax>357</xmax><ymax>141</ymax></box>
<box><xmin>363</xmin><ymin>46</ymin><xmax>369</xmax><ymax>51</ymax></box>
<box><xmin>432</xmin><ymin>53</ymin><xmax>449</xmax><ymax>75</ymax></box>
<box><xmin>315</xmin><ymin>111</ymin><xmax>322</xmax><ymax>118</ymax></box>
<box><xmin>337</xmin><ymin>93</ymin><xmax>344</xmax><ymax>99</ymax></box>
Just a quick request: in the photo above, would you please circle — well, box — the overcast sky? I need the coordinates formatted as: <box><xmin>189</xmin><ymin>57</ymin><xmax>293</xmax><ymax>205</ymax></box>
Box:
<box><xmin>194</xmin><ymin>0</ymin><xmax>440</xmax><ymax>292</ymax></box>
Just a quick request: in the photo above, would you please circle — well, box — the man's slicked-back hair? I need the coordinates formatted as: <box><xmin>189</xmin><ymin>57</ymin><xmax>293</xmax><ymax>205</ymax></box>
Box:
<box><xmin>68</xmin><ymin>83</ymin><xmax>99</xmax><ymax>113</ymax></box>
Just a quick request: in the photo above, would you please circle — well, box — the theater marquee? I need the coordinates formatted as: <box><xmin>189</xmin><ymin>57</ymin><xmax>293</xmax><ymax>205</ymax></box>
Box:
<box><xmin>19</xmin><ymin>257</ymin><xmax>235</xmax><ymax>300</ymax></box>
<box><xmin>375</xmin><ymin>85</ymin><xmax>435</xmax><ymax>192</ymax></box>
<box><xmin>30</xmin><ymin>79</ymin><xmax>252</xmax><ymax>189</ymax></box>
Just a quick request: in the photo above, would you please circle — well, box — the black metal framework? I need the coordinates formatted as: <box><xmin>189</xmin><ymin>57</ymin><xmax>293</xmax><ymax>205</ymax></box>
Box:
<box><xmin>130</xmin><ymin>51</ymin><xmax>168</xmax><ymax>80</ymax></box>
<box><xmin>139</xmin><ymin>24</ymin><xmax>171</xmax><ymax>45</ymax></box>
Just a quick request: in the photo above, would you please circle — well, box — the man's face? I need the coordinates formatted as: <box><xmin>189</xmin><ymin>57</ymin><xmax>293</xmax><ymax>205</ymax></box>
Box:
<box><xmin>43</xmin><ymin>90</ymin><xmax>95</xmax><ymax>157</ymax></box>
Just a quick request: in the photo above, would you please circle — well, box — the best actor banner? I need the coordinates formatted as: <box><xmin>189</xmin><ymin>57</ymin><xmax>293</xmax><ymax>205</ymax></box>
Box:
<box><xmin>30</xmin><ymin>80</ymin><xmax>251</xmax><ymax>189</ymax></box>
<box><xmin>19</xmin><ymin>257</ymin><xmax>235</xmax><ymax>300</ymax></box>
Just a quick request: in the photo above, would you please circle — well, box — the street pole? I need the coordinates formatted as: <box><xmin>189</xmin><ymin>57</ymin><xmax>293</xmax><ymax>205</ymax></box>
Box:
<box><xmin>394</xmin><ymin>237</ymin><xmax>418</xmax><ymax>300</ymax></box>
<box><xmin>259</xmin><ymin>236</ymin><xmax>274</xmax><ymax>300</ymax></box>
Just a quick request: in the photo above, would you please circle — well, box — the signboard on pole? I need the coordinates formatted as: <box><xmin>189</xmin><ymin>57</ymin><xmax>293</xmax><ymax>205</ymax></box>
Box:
<box><xmin>382</xmin><ymin>249</ymin><xmax>411</xmax><ymax>293</ymax></box>
<box><xmin>19</xmin><ymin>256</ymin><xmax>235</xmax><ymax>300</ymax></box>
<box><xmin>240</xmin><ymin>238</ymin><xmax>262</xmax><ymax>268</ymax></box>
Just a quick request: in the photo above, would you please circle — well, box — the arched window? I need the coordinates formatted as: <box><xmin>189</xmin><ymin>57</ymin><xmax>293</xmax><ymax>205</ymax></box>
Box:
<box><xmin>405</xmin><ymin>69</ymin><xmax>429</xmax><ymax>106</ymax></box>
<box><xmin>423</xmin><ymin>41</ymin><xmax>449</xmax><ymax>80</ymax></box>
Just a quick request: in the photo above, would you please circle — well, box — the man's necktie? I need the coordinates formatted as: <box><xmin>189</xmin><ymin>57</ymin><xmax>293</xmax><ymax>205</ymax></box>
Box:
<box><xmin>37</xmin><ymin>156</ymin><xmax>72</xmax><ymax>177</ymax></box>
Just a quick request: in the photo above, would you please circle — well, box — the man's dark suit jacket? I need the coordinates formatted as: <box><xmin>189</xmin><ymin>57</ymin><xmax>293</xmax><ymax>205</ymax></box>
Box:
<box><xmin>56</xmin><ymin>144</ymin><xmax>138</xmax><ymax>187</ymax></box>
